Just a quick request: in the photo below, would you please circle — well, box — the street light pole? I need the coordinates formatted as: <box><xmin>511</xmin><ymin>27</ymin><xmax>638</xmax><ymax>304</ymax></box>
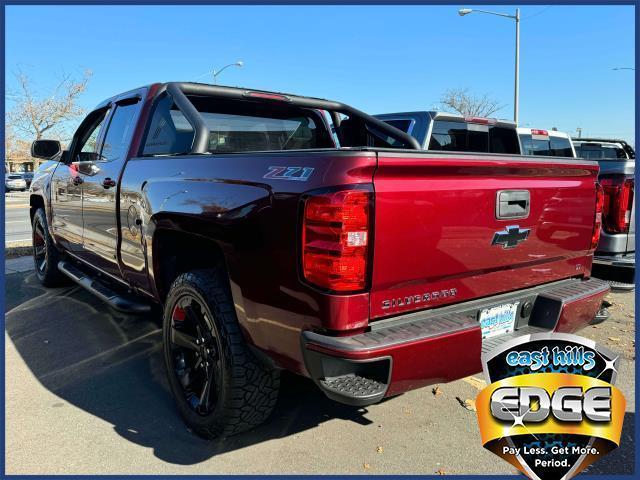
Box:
<box><xmin>514</xmin><ymin>8</ymin><xmax>520</xmax><ymax>125</ymax></box>
<box><xmin>212</xmin><ymin>61</ymin><xmax>244</xmax><ymax>84</ymax></box>
<box><xmin>459</xmin><ymin>8</ymin><xmax>520</xmax><ymax>124</ymax></box>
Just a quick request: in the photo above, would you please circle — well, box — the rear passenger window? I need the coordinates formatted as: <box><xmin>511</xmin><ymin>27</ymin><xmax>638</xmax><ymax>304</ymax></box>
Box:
<box><xmin>101</xmin><ymin>101</ymin><xmax>140</xmax><ymax>163</ymax></box>
<box><xmin>142</xmin><ymin>93</ymin><xmax>334</xmax><ymax>155</ymax></box>
<box><xmin>143</xmin><ymin>95</ymin><xmax>194</xmax><ymax>156</ymax></box>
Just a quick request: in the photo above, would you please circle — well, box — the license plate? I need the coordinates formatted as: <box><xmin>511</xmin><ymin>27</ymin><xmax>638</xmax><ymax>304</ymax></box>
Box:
<box><xmin>479</xmin><ymin>302</ymin><xmax>519</xmax><ymax>339</ymax></box>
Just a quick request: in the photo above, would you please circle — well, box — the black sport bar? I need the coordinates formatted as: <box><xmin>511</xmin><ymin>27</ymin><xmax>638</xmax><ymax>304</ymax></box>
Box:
<box><xmin>165</xmin><ymin>82</ymin><xmax>421</xmax><ymax>153</ymax></box>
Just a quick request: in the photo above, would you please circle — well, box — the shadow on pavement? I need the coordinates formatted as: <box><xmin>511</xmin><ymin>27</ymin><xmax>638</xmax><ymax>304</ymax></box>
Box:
<box><xmin>5</xmin><ymin>271</ymin><xmax>375</xmax><ymax>465</ymax></box>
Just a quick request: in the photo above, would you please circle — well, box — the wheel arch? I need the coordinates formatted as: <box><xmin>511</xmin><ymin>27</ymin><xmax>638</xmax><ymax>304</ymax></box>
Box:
<box><xmin>150</xmin><ymin>223</ymin><xmax>231</xmax><ymax>303</ymax></box>
<box><xmin>29</xmin><ymin>194</ymin><xmax>46</xmax><ymax>223</ymax></box>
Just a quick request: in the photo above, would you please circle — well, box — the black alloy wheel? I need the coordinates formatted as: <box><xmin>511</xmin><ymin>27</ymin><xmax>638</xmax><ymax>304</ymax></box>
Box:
<box><xmin>31</xmin><ymin>208</ymin><xmax>67</xmax><ymax>287</ymax></box>
<box><xmin>163</xmin><ymin>269</ymin><xmax>280</xmax><ymax>439</ymax></box>
<box><xmin>33</xmin><ymin>218</ymin><xmax>47</xmax><ymax>275</ymax></box>
<box><xmin>168</xmin><ymin>294</ymin><xmax>223</xmax><ymax>416</ymax></box>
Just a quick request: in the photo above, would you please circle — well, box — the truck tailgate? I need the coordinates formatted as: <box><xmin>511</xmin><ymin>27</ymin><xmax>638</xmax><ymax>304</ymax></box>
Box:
<box><xmin>370</xmin><ymin>153</ymin><xmax>600</xmax><ymax>319</ymax></box>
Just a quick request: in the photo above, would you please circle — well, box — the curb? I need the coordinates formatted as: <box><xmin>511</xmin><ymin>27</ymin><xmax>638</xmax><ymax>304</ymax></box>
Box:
<box><xmin>6</xmin><ymin>243</ymin><xmax>32</xmax><ymax>259</ymax></box>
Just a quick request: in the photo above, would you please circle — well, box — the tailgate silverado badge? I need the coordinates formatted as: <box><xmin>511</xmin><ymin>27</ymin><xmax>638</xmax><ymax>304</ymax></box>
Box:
<box><xmin>381</xmin><ymin>288</ymin><xmax>457</xmax><ymax>310</ymax></box>
<box><xmin>491</xmin><ymin>225</ymin><xmax>530</xmax><ymax>249</ymax></box>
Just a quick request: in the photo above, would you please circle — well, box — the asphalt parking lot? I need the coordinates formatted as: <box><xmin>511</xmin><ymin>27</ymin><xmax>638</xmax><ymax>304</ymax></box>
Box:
<box><xmin>4</xmin><ymin>262</ymin><xmax>636</xmax><ymax>475</ymax></box>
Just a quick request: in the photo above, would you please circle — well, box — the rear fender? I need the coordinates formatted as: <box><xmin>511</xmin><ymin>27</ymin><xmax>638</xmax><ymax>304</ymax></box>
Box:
<box><xmin>144</xmin><ymin>179</ymin><xmax>273</xmax><ymax>347</ymax></box>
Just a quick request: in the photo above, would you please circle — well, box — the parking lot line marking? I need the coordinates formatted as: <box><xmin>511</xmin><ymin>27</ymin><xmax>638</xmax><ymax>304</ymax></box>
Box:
<box><xmin>462</xmin><ymin>376</ymin><xmax>487</xmax><ymax>390</ymax></box>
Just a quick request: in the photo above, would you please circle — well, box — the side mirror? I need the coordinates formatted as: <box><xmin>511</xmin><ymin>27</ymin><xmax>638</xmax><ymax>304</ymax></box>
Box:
<box><xmin>31</xmin><ymin>140</ymin><xmax>62</xmax><ymax>160</ymax></box>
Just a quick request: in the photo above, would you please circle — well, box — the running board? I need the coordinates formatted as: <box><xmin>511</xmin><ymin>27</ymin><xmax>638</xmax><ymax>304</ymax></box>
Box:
<box><xmin>58</xmin><ymin>260</ymin><xmax>152</xmax><ymax>314</ymax></box>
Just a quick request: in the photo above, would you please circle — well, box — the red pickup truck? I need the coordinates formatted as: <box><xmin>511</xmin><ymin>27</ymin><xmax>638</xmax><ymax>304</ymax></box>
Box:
<box><xmin>29</xmin><ymin>82</ymin><xmax>609</xmax><ymax>439</ymax></box>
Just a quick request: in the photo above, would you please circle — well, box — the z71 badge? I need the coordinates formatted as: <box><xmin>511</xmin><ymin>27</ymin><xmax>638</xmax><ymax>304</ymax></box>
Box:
<box><xmin>263</xmin><ymin>166</ymin><xmax>314</xmax><ymax>181</ymax></box>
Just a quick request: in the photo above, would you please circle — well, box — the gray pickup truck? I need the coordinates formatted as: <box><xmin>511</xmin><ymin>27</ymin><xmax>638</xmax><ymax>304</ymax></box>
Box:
<box><xmin>573</xmin><ymin>138</ymin><xmax>635</xmax><ymax>289</ymax></box>
<box><xmin>373</xmin><ymin>111</ymin><xmax>521</xmax><ymax>154</ymax></box>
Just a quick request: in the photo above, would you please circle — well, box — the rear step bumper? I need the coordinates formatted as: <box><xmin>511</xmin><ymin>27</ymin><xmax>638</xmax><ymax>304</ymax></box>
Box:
<box><xmin>58</xmin><ymin>260</ymin><xmax>151</xmax><ymax>314</ymax></box>
<box><xmin>302</xmin><ymin>277</ymin><xmax>609</xmax><ymax>406</ymax></box>
<box><xmin>593</xmin><ymin>251</ymin><xmax>635</xmax><ymax>269</ymax></box>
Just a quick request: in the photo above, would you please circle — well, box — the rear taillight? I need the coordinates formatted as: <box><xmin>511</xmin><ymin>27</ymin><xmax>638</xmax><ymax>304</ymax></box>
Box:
<box><xmin>600</xmin><ymin>176</ymin><xmax>634</xmax><ymax>234</ymax></box>
<box><xmin>302</xmin><ymin>188</ymin><xmax>371</xmax><ymax>292</ymax></box>
<box><xmin>591</xmin><ymin>183</ymin><xmax>604</xmax><ymax>250</ymax></box>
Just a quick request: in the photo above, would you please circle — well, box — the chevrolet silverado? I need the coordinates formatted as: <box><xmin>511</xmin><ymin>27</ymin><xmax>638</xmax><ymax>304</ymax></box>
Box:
<box><xmin>29</xmin><ymin>82</ymin><xmax>608</xmax><ymax>439</ymax></box>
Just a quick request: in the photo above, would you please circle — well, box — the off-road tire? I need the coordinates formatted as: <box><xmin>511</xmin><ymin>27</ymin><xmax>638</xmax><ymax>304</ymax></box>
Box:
<box><xmin>32</xmin><ymin>207</ymin><xmax>68</xmax><ymax>287</ymax></box>
<box><xmin>163</xmin><ymin>268</ymin><xmax>280</xmax><ymax>439</ymax></box>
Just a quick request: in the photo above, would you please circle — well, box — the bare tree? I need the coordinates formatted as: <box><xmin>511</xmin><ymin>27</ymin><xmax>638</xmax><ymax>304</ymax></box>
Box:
<box><xmin>4</xmin><ymin>124</ymin><xmax>33</xmax><ymax>171</ymax></box>
<box><xmin>436</xmin><ymin>88</ymin><xmax>504</xmax><ymax>117</ymax></box>
<box><xmin>6</xmin><ymin>69</ymin><xmax>92</xmax><ymax>142</ymax></box>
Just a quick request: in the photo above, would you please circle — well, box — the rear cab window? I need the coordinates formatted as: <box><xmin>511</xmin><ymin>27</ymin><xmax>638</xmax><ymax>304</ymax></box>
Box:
<box><xmin>427</xmin><ymin>120</ymin><xmax>520</xmax><ymax>154</ymax></box>
<box><xmin>519</xmin><ymin>131</ymin><xmax>574</xmax><ymax>157</ymax></box>
<box><xmin>574</xmin><ymin>143</ymin><xmax>629</xmax><ymax>160</ymax></box>
<box><xmin>383</xmin><ymin>119</ymin><xmax>413</xmax><ymax>134</ymax></box>
<box><xmin>143</xmin><ymin>94</ymin><xmax>334</xmax><ymax>155</ymax></box>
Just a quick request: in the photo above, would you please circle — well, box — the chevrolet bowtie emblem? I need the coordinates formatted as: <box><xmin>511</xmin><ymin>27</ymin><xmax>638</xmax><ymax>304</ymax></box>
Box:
<box><xmin>491</xmin><ymin>225</ymin><xmax>530</xmax><ymax>249</ymax></box>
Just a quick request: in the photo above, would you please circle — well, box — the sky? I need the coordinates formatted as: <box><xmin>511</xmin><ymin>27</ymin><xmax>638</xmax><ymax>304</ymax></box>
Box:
<box><xmin>5</xmin><ymin>4</ymin><xmax>636</xmax><ymax>144</ymax></box>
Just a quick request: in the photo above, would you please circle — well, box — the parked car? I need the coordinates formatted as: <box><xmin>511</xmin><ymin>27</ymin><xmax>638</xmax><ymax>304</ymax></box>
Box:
<box><xmin>20</xmin><ymin>171</ymin><xmax>35</xmax><ymax>188</ymax></box>
<box><xmin>29</xmin><ymin>82</ymin><xmax>608</xmax><ymax>439</ymax></box>
<box><xmin>573</xmin><ymin>138</ymin><xmax>635</xmax><ymax>289</ymax></box>
<box><xmin>373</xmin><ymin>111</ymin><xmax>521</xmax><ymax>154</ymax></box>
<box><xmin>518</xmin><ymin>128</ymin><xmax>576</xmax><ymax>157</ymax></box>
<box><xmin>5</xmin><ymin>173</ymin><xmax>27</xmax><ymax>192</ymax></box>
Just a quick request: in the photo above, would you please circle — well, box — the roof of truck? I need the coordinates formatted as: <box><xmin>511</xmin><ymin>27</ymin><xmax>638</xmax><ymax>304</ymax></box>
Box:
<box><xmin>571</xmin><ymin>137</ymin><xmax>633</xmax><ymax>146</ymax></box>
<box><xmin>95</xmin><ymin>82</ymin><xmax>338</xmax><ymax>109</ymax></box>
<box><xmin>517</xmin><ymin>128</ymin><xmax>572</xmax><ymax>139</ymax></box>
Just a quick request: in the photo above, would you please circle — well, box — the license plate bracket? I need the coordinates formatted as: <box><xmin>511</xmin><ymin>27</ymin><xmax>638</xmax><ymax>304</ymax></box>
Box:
<box><xmin>479</xmin><ymin>302</ymin><xmax>520</xmax><ymax>339</ymax></box>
